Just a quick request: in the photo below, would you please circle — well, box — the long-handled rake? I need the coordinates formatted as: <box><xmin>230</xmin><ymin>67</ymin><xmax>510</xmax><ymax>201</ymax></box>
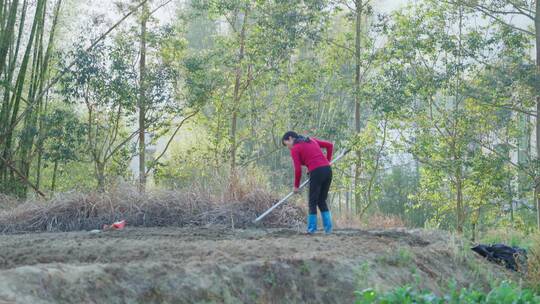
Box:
<box><xmin>253</xmin><ymin>149</ymin><xmax>351</xmax><ymax>223</ymax></box>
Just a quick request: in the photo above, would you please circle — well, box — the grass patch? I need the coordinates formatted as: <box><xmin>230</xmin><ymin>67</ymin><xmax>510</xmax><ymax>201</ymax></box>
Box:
<box><xmin>376</xmin><ymin>247</ymin><xmax>414</xmax><ymax>267</ymax></box>
<box><xmin>355</xmin><ymin>281</ymin><xmax>540</xmax><ymax>304</ymax></box>
<box><xmin>479</xmin><ymin>229</ymin><xmax>533</xmax><ymax>250</ymax></box>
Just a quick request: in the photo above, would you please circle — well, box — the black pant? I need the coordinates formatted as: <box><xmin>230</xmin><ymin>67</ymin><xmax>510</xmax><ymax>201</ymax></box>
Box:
<box><xmin>308</xmin><ymin>166</ymin><xmax>332</xmax><ymax>215</ymax></box>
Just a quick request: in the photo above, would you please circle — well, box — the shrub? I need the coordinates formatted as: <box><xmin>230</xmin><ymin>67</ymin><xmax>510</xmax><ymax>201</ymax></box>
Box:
<box><xmin>527</xmin><ymin>233</ymin><xmax>540</xmax><ymax>292</ymax></box>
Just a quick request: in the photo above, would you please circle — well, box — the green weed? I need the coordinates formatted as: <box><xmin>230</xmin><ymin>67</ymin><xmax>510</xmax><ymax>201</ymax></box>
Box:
<box><xmin>354</xmin><ymin>281</ymin><xmax>540</xmax><ymax>304</ymax></box>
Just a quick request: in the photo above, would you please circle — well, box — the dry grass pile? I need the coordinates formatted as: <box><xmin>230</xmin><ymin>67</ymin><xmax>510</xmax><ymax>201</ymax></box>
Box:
<box><xmin>0</xmin><ymin>193</ymin><xmax>20</xmax><ymax>210</ymax></box>
<box><xmin>0</xmin><ymin>187</ymin><xmax>305</xmax><ymax>233</ymax></box>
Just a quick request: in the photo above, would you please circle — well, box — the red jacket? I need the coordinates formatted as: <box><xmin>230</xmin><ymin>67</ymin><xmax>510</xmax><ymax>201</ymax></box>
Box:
<box><xmin>290</xmin><ymin>138</ymin><xmax>333</xmax><ymax>188</ymax></box>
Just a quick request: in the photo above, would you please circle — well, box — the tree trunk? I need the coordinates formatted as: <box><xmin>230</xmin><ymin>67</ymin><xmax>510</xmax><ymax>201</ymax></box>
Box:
<box><xmin>19</xmin><ymin>0</ymin><xmax>47</xmax><ymax>197</ymax></box>
<box><xmin>51</xmin><ymin>159</ymin><xmax>58</xmax><ymax>192</ymax></box>
<box><xmin>0</xmin><ymin>0</ymin><xmax>19</xmax><ymax>78</ymax></box>
<box><xmin>506</xmin><ymin>168</ymin><xmax>515</xmax><ymax>228</ymax></box>
<box><xmin>510</xmin><ymin>198</ymin><xmax>515</xmax><ymax>228</ymax></box>
<box><xmin>345</xmin><ymin>190</ymin><xmax>350</xmax><ymax>215</ymax></box>
<box><xmin>535</xmin><ymin>0</ymin><xmax>540</xmax><ymax>230</ymax></box>
<box><xmin>35</xmin><ymin>0</ymin><xmax>60</xmax><ymax>192</ymax></box>
<box><xmin>35</xmin><ymin>143</ymin><xmax>42</xmax><ymax>189</ymax></box>
<box><xmin>338</xmin><ymin>191</ymin><xmax>342</xmax><ymax>214</ymax></box>
<box><xmin>456</xmin><ymin>165</ymin><xmax>464</xmax><ymax>233</ymax></box>
<box><xmin>138</xmin><ymin>2</ymin><xmax>148</xmax><ymax>193</ymax></box>
<box><xmin>96</xmin><ymin>162</ymin><xmax>105</xmax><ymax>192</ymax></box>
<box><xmin>455</xmin><ymin>5</ymin><xmax>465</xmax><ymax>234</ymax></box>
<box><xmin>4</xmin><ymin>0</ymin><xmax>42</xmax><ymax>197</ymax></box>
<box><xmin>471</xmin><ymin>207</ymin><xmax>481</xmax><ymax>242</ymax></box>
<box><xmin>536</xmin><ymin>99</ymin><xmax>540</xmax><ymax>230</ymax></box>
<box><xmin>230</xmin><ymin>7</ymin><xmax>249</xmax><ymax>187</ymax></box>
<box><xmin>0</xmin><ymin>0</ymin><xmax>27</xmax><ymax>191</ymax></box>
<box><xmin>354</xmin><ymin>0</ymin><xmax>363</xmax><ymax>214</ymax></box>
<box><xmin>354</xmin><ymin>0</ymin><xmax>362</xmax><ymax>133</ymax></box>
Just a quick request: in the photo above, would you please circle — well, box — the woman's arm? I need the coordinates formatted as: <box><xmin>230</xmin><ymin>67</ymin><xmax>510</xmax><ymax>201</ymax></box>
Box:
<box><xmin>314</xmin><ymin>138</ymin><xmax>333</xmax><ymax>162</ymax></box>
<box><xmin>290</xmin><ymin>148</ymin><xmax>302</xmax><ymax>188</ymax></box>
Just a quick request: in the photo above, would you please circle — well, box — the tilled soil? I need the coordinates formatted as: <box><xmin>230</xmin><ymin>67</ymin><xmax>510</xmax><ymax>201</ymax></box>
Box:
<box><xmin>0</xmin><ymin>227</ymin><xmax>507</xmax><ymax>304</ymax></box>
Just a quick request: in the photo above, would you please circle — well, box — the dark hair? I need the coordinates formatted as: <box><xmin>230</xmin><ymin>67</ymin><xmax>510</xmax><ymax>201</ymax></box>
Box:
<box><xmin>282</xmin><ymin>131</ymin><xmax>310</xmax><ymax>146</ymax></box>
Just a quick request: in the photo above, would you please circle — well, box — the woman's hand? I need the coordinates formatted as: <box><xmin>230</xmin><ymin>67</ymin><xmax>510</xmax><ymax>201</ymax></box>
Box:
<box><xmin>293</xmin><ymin>187</ymin><xmax>300</xmax><ymax>194</ymax></box>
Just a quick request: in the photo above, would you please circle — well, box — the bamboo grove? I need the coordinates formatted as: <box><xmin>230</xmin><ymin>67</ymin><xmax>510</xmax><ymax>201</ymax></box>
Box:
<box><xmin>0</xmin><ymin>0</ymin><xmax>62</xmax><ymax>197</ymax></box>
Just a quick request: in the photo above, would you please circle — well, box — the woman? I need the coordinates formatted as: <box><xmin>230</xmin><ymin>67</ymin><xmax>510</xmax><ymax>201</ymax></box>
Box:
<box><xmin>282</xmin><ymin>131</ymin><xmax>334</xmax><ymax>234</ymax></box>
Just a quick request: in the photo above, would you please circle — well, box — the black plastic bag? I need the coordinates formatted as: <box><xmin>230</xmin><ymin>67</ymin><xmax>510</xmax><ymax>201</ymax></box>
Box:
<box><xmin>471</xmin><ymin>244</ymin><xmax>527</xmax><ymax>271</ymax></box>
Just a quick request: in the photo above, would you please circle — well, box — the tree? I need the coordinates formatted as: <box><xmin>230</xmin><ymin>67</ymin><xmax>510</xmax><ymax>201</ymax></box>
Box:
<box><xmin>60</xmin><ymin>36</ymin><xmax>138</xmax><ymax>191</ymax></box>
<box><xmin>138</xmin><ymin>1</ymin><xmax>150</xmax><ymax>192</ymax></box>
<box><xmin>374</xmin><ymin>1</ymin><xmax>519</xmax><ymax>233</ymax></box>
<box><xmin>0</xmin><ymin>0</ymin><xmax>62</xmax><ymax>198</ymax></box>
<box><xmin>0</xmin><ymin>0</ymin><xmax>152</xmax><ymax>197</ymax></box>
<box><xmin>443</xmin><ymin>0</ymin><xmax>540</xmax><ymax>229</ymax></box>
<box><xmin>337</xmin><ymin>0</ymin><xmax>372</xmax><ymax>214</ymax></box>
<box><xmin>41</xmin><ymin>108</ymin><xmax>85</xmax><ymax>191</ymax></box>
<box><xmin>191</xmin><ymin>0</ymin><xmax>330</xmax><ymax>193</ymax></box>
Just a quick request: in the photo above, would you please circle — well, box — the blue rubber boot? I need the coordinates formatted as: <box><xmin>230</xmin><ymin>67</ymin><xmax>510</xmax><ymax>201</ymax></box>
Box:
<box><xmin>307</xmin><ymin>214</ymin><xmax>317</xmax><ymax>234</ymax></box>
<box><xmin>321</xmin><ymin>211</ymin><xmax>333</xmax><ymax>234</ymax></box>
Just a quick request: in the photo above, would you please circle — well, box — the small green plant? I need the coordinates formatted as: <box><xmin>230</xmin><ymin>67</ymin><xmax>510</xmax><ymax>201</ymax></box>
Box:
<box><xmin>354</xmin><ymin>281</ymin><xmax>540</xmax><ymax>304</ymax></box>
<box><xmin>263</xmin><ymin>270</ymin><xmax>277</xmax><ymax>287</ymax></box>
<box><xmin>355</xmin><ymin>262</ymin><xmax>372</xmax><ymax>290</ymax></box>
<box><xmin>300</xmin><ymin>261</ymin><xmax>310</xmax><ymax>275</ymax></box>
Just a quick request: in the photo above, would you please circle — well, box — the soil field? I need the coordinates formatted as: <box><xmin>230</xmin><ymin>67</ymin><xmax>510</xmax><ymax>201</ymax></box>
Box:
<box><xmin>0</xmin><ymin>227</ymin><xmax>508</xmax><ymax>303</ymax></box>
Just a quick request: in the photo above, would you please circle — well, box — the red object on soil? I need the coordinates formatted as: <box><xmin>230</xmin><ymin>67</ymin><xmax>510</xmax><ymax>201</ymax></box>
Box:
<box><xmin>103</xmin><ymin>220</ymin><xmax>126</xmax><ymax>231</ymax></box>
<box><xmin>112</xmin><ymin>220</ymin><xmax>126</xmax><ymax>229</ymax></box>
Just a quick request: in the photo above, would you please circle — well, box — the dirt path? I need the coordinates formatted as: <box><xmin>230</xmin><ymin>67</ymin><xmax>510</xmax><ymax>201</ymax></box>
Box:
<box><xmin>0</xmin><ymin>227</ymin><xmax>507</xmax><ymax>303</ymax></box>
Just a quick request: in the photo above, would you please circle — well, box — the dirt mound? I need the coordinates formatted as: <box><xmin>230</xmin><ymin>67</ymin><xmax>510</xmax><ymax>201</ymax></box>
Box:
<box><xmin>0</xmin><ymin>227</ymin><xmax>512</xmax><ymax>303</ymax></box>
<box><xmin>0</xmin><ymin>189</ymin><xmax>305</xmax><ymax>233</ymax></box>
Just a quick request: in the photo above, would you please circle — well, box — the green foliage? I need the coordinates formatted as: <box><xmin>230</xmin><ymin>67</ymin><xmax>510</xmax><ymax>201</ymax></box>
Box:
<box><xmin>355</xmin><ymin>282</ymin><xmax>540</xmax><ymax>304</ymax></box>
<box><xmin>41</xmin><ymin>107</ymin><xmax>86</xmax><ymax>165</ymax></box>
<box><xmin>153</xmin><ymin>126</ymin><xmax>214</xmax><ymax>189</ymax></box>
<box><xmin>59</xmin><ymin>35</ymin><xmax>137</xmax><ymax>189</ymax></box>
<box><xmin>378</xmin><ymin>166</ymin><xmax>424</xmax><ymax>227</ymax></box>
<box><xmin>369</xmin><ymin>0</ymin><xmax>536</xmax><ymax>232</ymax></box>
<box><xmin>38</xmin><ymin>161</ymin><xmax>95</xmax><ymax>192</ymax></box>
<box><xmin>182</xmin><ymin>52</ymin><xmax>224</xmax><ymax>108</ymax></box>
<box><xmin>185</xmin><ymin>0</ymin><xmax>334</xmax><ymax>175</ymax></box>
<box><xmin>339</xmin><ymin>119</ymin><xmax>388</xmax><ymax>216</ymax></box>
<box><xmin>479</xmin><ymin>229</ymin><xmax>533</xmax><ymax>250</ymax></box>
<box><xmin>153</xmin><ymin>123</ymin><xmax>272</xmax><ymax>194</ymax></box>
